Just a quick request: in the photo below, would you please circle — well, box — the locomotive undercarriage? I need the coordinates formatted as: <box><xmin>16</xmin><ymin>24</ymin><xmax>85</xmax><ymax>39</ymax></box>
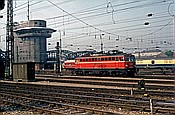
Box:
<box><xmin>72</xmin><ymin>68</ymin><xmax>136</xmax><ymax>76</ymax></box>
<box><xmin>136</xmin><ymin>67</ymin><xmax>175</xmax><ymax>75</ymax></box>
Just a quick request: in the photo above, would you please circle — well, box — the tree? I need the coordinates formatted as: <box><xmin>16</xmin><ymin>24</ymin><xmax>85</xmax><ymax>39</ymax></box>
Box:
<box><xmin>164</xmin><ymin>50</ymin><xmax>173</xmax><ymax>57</ymax></box>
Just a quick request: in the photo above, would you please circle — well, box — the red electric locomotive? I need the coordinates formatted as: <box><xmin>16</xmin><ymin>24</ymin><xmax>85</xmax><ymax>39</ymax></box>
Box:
<box><xmin>63</xmin><ymin>60</ymin><xmax>76</xmax><ymax>70</ymax></box>
<box><xmin>64</xmin><ymin>51</ymin><xmax>136</xmax><ymax>76</ymax></box>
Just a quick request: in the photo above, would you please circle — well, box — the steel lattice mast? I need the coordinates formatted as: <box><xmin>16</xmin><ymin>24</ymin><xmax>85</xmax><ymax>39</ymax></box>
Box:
<box><xmin>5</xmin><ymin>0</ymin><xmax>14</xmax><ymax>80</ymax></box>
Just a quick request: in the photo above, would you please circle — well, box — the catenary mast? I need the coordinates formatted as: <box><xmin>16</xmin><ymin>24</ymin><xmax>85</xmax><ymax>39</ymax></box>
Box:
<box><xmin>5</xmin><ymin>0</ymin><xmax>14</xmax><ymax>80</ymax></box>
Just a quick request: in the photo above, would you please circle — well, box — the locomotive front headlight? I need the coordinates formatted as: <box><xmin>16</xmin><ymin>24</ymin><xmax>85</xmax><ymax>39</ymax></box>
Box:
<box><xmin>126</xmin><ymin>64</ymin><xmax>128</xmax><ymax>67</ymax></box>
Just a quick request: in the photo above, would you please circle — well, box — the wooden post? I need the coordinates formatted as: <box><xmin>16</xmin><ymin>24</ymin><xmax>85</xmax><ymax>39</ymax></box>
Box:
<box><xmin>150</xmin><ymin>99</ymin><xmax>153</xmax><ymax>115</ymax></box>
<box><xmin>131</xmin><ymin>88</ymin><xmax>133</xmax><ymax>95</ymax></box>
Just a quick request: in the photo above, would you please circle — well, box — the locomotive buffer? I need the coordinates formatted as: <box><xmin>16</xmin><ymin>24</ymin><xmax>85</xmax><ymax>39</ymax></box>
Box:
<box><xmin>55</xmin><ymin>42</ymin><xmax>62</xmax><ymax>76</ymax></box>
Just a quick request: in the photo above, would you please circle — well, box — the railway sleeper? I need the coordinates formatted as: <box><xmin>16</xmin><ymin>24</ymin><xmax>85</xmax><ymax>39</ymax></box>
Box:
<box><xmin>154</xmin><ymin>107</ymin><xmax>175</xmax><ymax>114</ymax></box>
<box><xmin>119</xmin><ymin>104</ymin><xmax>149</xmax><ymax>112</ymax></box>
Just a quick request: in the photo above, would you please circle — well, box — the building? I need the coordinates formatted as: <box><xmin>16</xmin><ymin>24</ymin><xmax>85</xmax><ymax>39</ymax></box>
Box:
<box><xmin>13</xmin><ymin>20</ymin><xmax>56</xmax><ymax>65</ymax></box>
<box><xmin>133</xmin><ymin>49</ymin><xmax>167</xmax><ymax>58</ymax></box>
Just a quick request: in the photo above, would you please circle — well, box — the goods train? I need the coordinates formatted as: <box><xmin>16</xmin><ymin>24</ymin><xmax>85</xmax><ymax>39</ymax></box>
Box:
<box><xmin>63</xmin><ymin>51</ymin><xmax>136</xmax><ymax>76</ymax></box>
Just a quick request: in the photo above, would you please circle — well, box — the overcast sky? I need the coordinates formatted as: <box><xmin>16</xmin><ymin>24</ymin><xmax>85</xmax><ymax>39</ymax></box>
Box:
<box><xmin>0</xmin><ymin>0</ymin><xmax>174</xmax><ymax>52</ymax></box>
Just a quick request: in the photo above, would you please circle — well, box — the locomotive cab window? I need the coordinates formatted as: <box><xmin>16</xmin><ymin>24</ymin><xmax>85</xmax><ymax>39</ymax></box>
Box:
<box><xmin>126</xmin><ymin>57</ymin><xmax>130</xmax><ymax>61</ymax></box>
<box><xmin>131</xmin><ymin>56</ymin><xmax>135</xmax><ymax>61</ymax></box>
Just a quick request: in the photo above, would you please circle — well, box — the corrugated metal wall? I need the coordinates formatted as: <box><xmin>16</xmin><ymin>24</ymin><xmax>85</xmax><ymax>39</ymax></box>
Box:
<box><xmin>13</xmin><ymin>62</ymin><xmax>35</xmax><ymax>82</ymax></box>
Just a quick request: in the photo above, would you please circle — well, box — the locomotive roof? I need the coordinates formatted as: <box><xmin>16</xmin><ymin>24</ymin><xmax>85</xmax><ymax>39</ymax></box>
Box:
<box><xmin>136</xmin><ymin>57</ymin><xmax>175</xmax><ymax>60</ymax></box>
<box><xmin>64</xmin><ymin>60</ymin><xmax>75</xmax><ymax>62</ymax></box>
<box><xmin>76</xmin><ymin>53</ymin><xmax>133</xmax><ymax>59</ymax></box>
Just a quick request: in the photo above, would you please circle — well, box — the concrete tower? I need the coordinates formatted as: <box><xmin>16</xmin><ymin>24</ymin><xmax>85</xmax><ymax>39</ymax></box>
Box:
<box><xmin>13</xmin><ymin>20</ymin><xmax>56</xmax><ymax>64</ymax></box>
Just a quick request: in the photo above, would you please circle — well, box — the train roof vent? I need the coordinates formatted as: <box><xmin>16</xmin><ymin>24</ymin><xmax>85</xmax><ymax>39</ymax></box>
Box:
<box><xmin>107</xmin><ymin>50</ymin><xmax>124</xmax><ymax>55</ymax></box>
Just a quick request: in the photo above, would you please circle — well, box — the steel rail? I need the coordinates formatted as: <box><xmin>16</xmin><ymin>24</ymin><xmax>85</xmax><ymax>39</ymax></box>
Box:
<box><xmin>0</xmin><ymin>81</ymin><xmax>174</xmax><ymax>98</ymax></box>
<box><xmin>36</xmin><ymin>76</ymin><xmax>174</xmax><ymax>90</ymax></box>
<box><xmin>0</xmin><ymin>93</ymin><xmax>123</xmax><ymax>115</ymax></box>
<box><xmin>0</xmin><ymin>82</ymin><xmax>174</xmax><ymax>114</ymax></box>
<box><xmin>36</xmin><ymin>74</ymin><xmax>175</xmax><ymax>84</ymax></box>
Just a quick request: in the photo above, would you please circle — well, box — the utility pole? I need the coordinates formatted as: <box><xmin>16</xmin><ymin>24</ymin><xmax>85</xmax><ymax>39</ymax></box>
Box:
<box><xmin>5</xmin><ymin>0</ymin><xmax>14</xmax><ymax>80</ymax></box>
<box><xmin>58</xmin><ymin>30</ymin><xmax>62</xmax><ymax>75</ymax></box>
<box><xmin>174</xmin><ymin>15</ymin><xmax>175</xmax><ymax>52</ymax></box>
<box><xmin>55</xmin><ymin>42</ymin><xmax>60</xmax><ymax>75</ymax></box>
<box><xmin>100</xmin><ymin>34</ymin><xmax>104</xmax><ymax>53</ymax></box>
<box><xmin>27</xmin><ymin>0</ymin><xmax>29</xmax><ymax>20</ymax></box>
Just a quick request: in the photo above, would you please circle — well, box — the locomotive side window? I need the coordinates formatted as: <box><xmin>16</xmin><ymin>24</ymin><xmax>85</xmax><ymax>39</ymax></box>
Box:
<box><xmin>92</xmin><ymin>58</ymin><xmax>94</xmax><ymax>61</ymax></box>
<box><xmin>105</xmin><ymin>58</ymin><xmax>108</xmax><ymax>61</ymax></box>
<box><xmin>108</xmin><ymin>57</ymin><xmax>111</xmax><ymax>61</ymax></box>
<box><xmin>151</xmin><ymin>60</ymin><xmax>155</xmax><ymax>64</ymax></box>
<box><xmin>118</xmin><ymin>57</ymin><xmax>122</xmax><ymax>61</ymax></box>
<box><xmin>116</xmin><ymin>57</ymin><xmax>119</xmax><ymax>61</ymax></box>
<box><xmin>98</xmin><ymin>58</ymin><xmax>100</xmax><ymax>61</ymax></box>
<box><xmin>95</xmin><ymin>58</ymin><xmax>97</xmax><ymax>61</ymax></box>
<box><xmin>83</xmin><ymin>59</ymin><xmax>85</xmax><ymax>62</ymax></box>
<box><xmin>80</xmin><ymin>59</ymin><xmax>82</xmax><ymax>62</ymax></box>
<box><xmin>86</xmin><ymin>59</ymin><xmax>88</xmax><ymax>61</ymax></box>
<box><xmin>122</xmin><ymin>57</ymin><xmax>124</xmax><ymax>61</ymax></box>
<box><xmin>101</xmin><ymin>58</ymin><xmax>104</xmax><ymax>61</ymax></box>
<box><xmin>112</xmin><ymin>57</ymin><xmax>115</xmax><ymax>61</ymax></box>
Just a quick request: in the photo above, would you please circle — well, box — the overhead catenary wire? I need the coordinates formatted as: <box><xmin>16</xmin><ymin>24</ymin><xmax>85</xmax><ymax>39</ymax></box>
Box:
<box><xmin>48</xmin><ymin>18</ymin><xmax>173</xmax><ymax>41</ymax></box>
<box><xmin>46</xmin><ymin>0</ymin><xmax>123</xmax><ymax>38</ymax></box>
<box><xmin>46</xmin><ymin>0</ymin><xmax>171</xmax><ymax>25</ymax></box>
<box><xmin>0</xmin><ymin>0</ymin><xmax>174</xmax><ymax>52</ymax></box>
<box><xmin>48</xmin><ymin>14</ymin><xmax>172</xmax><ymax>31</ymax></box>
<box><xmin>45</xmin><ymin>0</ymin><xmax>173</xmax><ymax>47</ymax></box>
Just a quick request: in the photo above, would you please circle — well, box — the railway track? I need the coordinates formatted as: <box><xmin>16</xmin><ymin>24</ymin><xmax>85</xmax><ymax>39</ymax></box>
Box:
<box><xmin>0</xmin><ymin>82</ymin><xmax>174</xmax><ymax>114</ymax></box>
<box><xmin>35</xmin><ymin>74</ymin><xmax>175</xmax><ymax>90</ymax></box>
<box><xmin>0</xmin><ymin>93</ymin><xmax>120</xmax><ymax>115</ymax></box>
<box><xmin>0</xmin><ymin>81</ymin><xmax>174</xmax><ymax>99</ymax></box>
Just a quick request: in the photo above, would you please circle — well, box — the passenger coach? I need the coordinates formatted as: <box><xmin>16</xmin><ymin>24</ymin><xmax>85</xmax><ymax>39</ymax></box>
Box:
<box><xmin>136</xmin><ymin>58</ymin><xmax>175</xmax><ymax>74</ymax></box>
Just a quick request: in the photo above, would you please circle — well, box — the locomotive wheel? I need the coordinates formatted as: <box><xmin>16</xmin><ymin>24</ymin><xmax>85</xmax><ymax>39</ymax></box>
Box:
<box><xmin>127</xmin><ymin>71</ymin><xmax>135</xmax><ymax>77</ymax></box>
